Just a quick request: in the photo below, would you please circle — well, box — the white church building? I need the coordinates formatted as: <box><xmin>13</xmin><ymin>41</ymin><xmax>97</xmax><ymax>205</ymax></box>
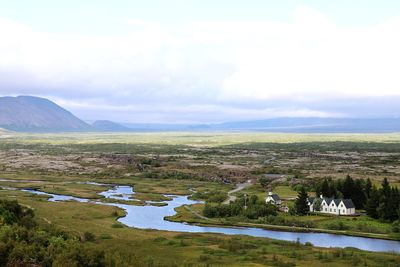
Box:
<box><xmin>265</xmin><ymin>192</ymin><xmax>282</xmax><ymax>205</ymax></box>
<box><xmin>307</xmin><ymin>195</ymin><xmax>356</xmax><ymax>215</ymax></box>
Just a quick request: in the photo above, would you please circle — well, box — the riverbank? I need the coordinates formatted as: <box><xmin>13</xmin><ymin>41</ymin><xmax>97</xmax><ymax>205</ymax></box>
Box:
<box><xmin>15</xmin><ymin>183</ymin><xmax>400</xmax><ymax>252</ymax></box>
<box><xmin>3</xmin><ymin>188</ymin><xmax>399</xmax><ymax>266</ymax></box>
<box><xmin>166</xmin><ymin>204</ymin><xmax>400</xmax><ymax>242</ymax></box>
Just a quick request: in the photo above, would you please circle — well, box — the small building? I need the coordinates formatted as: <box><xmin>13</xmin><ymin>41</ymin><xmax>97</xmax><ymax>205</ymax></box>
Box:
<box><xmin>280</xmin><ymin>205</ymin><xmax>290</xmax><ymax>213</ymax></box>
<box><xmin>307</xmin><ymin>195</ymin><xmax>355</xmax><ymax>215</ymax></box>
<box><xmin>265</xmin><ymin>192</ymin><xmax>282</xmax><ymax>205</ymax></box>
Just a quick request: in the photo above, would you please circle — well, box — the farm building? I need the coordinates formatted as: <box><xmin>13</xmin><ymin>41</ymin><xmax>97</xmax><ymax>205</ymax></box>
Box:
<box><xmin>308</xmin><ymin>195</ymin><xmax>355</xmax><ymax>215</ymax></box>
<box><xmin>265</xmin><ymin>192</ymin><xmax>282</xmax><ymax>205</ymax></box>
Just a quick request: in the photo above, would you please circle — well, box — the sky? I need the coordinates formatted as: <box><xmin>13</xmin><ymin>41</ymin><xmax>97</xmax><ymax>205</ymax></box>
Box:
<box><xmin>1</xmin><ymin>0</ymin><xmax>400</xmax><ymax>123</ymax></box>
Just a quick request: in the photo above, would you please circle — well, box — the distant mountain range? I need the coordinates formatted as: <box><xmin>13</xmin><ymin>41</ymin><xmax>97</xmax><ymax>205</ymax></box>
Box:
<box><xmin>92</xmin><ymin>120</ymin><xmax>131</xmax><ymax>132</ymax></box>
<box><xmin>1</xmin><ymin>95</ymin><xmax>400</xmax><ymax>133</ymax></box>
<box><xmin>122</xmin><ymin>118</ymin><xmax>400</xmax><ymax>133</ymax></box>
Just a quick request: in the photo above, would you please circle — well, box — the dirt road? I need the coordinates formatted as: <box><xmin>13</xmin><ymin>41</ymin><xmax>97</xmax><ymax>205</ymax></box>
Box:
<box><xmin>223</xmin><ymin>180</ymin><xmax>253</xmax><ymax>204</ymax></box>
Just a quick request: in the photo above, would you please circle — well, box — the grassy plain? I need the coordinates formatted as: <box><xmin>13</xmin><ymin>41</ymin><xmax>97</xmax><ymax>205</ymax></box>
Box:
<box><xmin>1</xmin><ymin>132</ymin><xmax>400</xmax><ymax>266</ymax></box>
<box><xmin>168</xmin><ymin>202</ymin><xmax>400</xmax><ymax>241</ymax></box>
<box><xmin>3</xmin><ymin>132</ymin><xmax>400</xmax><ymax>146</ymax></box>
<box><xmin>1</xmin><ymin>188</ymin><xmax>399</xmax><ymax>267</ymax></box>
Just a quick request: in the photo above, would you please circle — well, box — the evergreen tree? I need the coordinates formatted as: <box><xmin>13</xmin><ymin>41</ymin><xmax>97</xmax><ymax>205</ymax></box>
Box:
<box><xmin>313</xmin><ymin>198</ymin><xmax>322</xmax><ymax>211</ymax></box>
<box><xmin>365</xmin><ymin>186</ymin><xmax>380</xmax><ymax>219</ymax></box>
<box><xmin>295</xmin><ymin>186</ymin><xmax>309</xmax><ymax>216</ymax></box>
<box><xmin>333</xmin><ymin>179</ymin><xmax>341</xmax><ymax>198</ymax></box>
<box><xmin>365</xmin><ymin>178</ymin><xmax>372</xmax><ymax>199</ymax></box>
<box><xmin>321</xmin><ymin>178</ymin><xmax>330</xmax><ymax>197</ymax></box>
<box><xmin>342</xmin><ymin>175</ymin><xmax>354</xmax><ymax>199</ymax></box>
<box><xmin>378</xmin><ymin>178</ymin><xmax>392</xmax><ymax>221</ymax></box>
<box><xmin>388</xmin><ymin>186</ymin><xmax>399</xmax><ymax>221</ymax></box>
<box><xmin>353</xmin><ymin>179</ymin><xmax>366</xmax><ymax>209</ymax></box>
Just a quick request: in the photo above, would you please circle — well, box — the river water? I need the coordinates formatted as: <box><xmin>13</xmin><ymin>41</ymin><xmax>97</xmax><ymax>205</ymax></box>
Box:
<box><xmin>22</xmin><ymin>185</ymin><xmax>400</xmax><ymax>253</ymax></box>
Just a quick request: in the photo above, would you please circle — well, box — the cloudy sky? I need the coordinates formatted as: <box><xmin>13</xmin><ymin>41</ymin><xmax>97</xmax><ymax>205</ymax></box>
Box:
<box><xmin>1</xmin><ymin>0</ymin><xmax>400</xmax><ymax>123</ymax></box>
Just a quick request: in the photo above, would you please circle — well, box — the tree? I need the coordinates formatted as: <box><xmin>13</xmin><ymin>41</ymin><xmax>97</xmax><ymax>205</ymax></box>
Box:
<box><xmin>313</xmin><ymin>198</ymin><xmax>322</xmax><ymax>212</ymax></box>
<box><xmin>352</xmin><ymin>179</ymin><xmax>366</xmax><ymax>209</ymax></box>
<box><xmin>259</xmin><ymin>177</ymin><xmax>270</xmax><ymax>188</ymax></box>
<box><xmin>320</xmin><ymin>178</ymin><xmax>331</xmax><ymax>197</ymax></box>
<box><xmin>389</xmin><ymin>187</ymin><xmax>400</xmax><ymax>221</ymax></box>
<box><xmin>365</xmin><ymin>186</ymin><xmax>379</xmax><ymax>219</ymax></box>
<box><xmin>378</xmin><ymin>178</ymin><xmax>392</xmax><ymax>221</ymax></box>
<box><xmin>364</xmin><ymin>178</ymin><xmax>372</xmax><ymax>199</ymax></box>
<box><xmin>341</xmin><ymin>175</ymin><xmax>354</xmax><ymax>199</ymax></box>
<box><xmin>295</xmin><ymin>187</ymin><xmax>309</xmax><ymax>216</ymax></box>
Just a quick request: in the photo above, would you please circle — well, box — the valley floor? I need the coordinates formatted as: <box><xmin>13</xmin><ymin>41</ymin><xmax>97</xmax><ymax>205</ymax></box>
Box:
<box><xmin>0</xmin><ymin>132</ymin><xmax>400</xmax><ymax>266</ymax></box>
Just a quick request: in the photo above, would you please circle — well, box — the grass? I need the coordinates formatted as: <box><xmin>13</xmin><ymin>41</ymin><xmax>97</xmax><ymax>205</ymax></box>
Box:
<box><xmin>168</xmin><ymin>203</ymin><xmax>400</xmax><ymax>241</ymax></box>
<box><xmin>0</xmin><ymin>173</ymin><xmax>231</xmax><ymax>200</ymax></box>
<box><xmin>35</xmin><ymin>183</ymin><xmax>112</xmax><ymax>199</ymax></box>
<box><xmin>0</xmin><ymin>188</ymin><xmax>398</xmax><ymax>266</ymax></box>
<box><xmin>1</xmin><ymin>132</ymin><xmax>400</xmax><ymax>265</ymax></box>
<box><xmin>274</xmin><ymin>185</ymin><xmax>298</xmax><ymax>199</ymax></box>
<box><xmin>2</xmin><ymin>132</ymin><xmax>400</xmax><ymax>147</ymax></box>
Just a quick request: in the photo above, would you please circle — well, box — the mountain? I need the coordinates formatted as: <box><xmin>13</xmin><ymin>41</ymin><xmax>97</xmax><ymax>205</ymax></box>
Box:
<box><xmin>122</xmin><ymin>118</ymin><xmax>400</xmax><ymax>133</ymax></box>
<box><xmin>121</xmin><ymin>123</ymin><xmax>210</xmax><ymax>132</ymax></box>
<box><xmin>92</xmin><ymin>120</ymin><xmax>131</xmax><ymax>132</ymax></box>
<box><xmin>212</xmin><ymin>118</ymin><xmax>400</xmax><ymax>133</ymax></box>
<box><xmin>0</xmin><ymin>96</ymin><xmax>92</xmax><ymax>132</ymax></box>
<box><xmin>1</xmin><ymin>95</ymin><xmax>400</xmax><ymax>133</ymax></box>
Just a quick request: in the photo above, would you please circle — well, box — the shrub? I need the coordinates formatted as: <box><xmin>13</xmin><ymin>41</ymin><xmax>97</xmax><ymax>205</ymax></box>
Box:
<box><xmin>392</xmin><ymin>220</ymin><xmax>400</xmax><ymax>233</ymax></box>
<box><xmin>83</xmin><ymin>231</ymin><xmax>96</xmax><ymax>242</ymax></box>
<box><xmin>111</xmin><ymin>223</ymin><xmax>123</xmax><ymax>228</ymax></box>
<box><xmin>99</xmin><ymin>234</ymin><xmax>112</xmax><ymax>240</ymax></box>
<box><xmin>0</xmin><ymin>199</ymin><xmax>106</xmax><ymax>266</ymax></box>
<box><xmin>326</xmin><ymin>221</ymin><xmax>349</xmax><ymax>230</ymax></box>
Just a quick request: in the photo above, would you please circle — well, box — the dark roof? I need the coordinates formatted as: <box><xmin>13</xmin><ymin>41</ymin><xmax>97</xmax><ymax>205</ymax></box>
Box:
<box><xmin>342</xmin><ymin>199</ymin><xmax>355</xmax><ymax>209</ymax></box>
<box><xmin>271</xmin><ymin>194</ymin><xmax>280</xmax><ymax>201</ymax></box>
<box><xmin>307</xmin><ymin>197</ymin><xmax>315</xmax><ymax>203</ymax></box>
<box><xmin>319</xmin><ymin>196</ymin><xmax>355</xmax><ymax>209</ymax></box>
<box><xmin>333</xmin><ymin>199</ymin><xmax>341</xmax><ymax>206</ymax></box>
<box><xmin>322</xmin><ymin>197</ymin><xmax>333</xmax><ymax>204</ymax></box>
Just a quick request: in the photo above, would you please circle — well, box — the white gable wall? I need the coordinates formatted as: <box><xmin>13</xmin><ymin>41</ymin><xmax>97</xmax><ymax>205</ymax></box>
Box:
<box><xmin>309</xmin><ymin>199</ymin><xmax>355</xmax><ymax>215</ymax></box>
<box><xmin>265</xmin><ymin>196</ymin><xmax>275</xmax><ymax>204</ymax></box>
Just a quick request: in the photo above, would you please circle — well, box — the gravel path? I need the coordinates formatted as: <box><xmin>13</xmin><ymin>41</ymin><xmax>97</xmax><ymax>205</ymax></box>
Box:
<box><xmin>223</xmin><ymin>180</ymin><xmax>253</xmax><ymax>204</ymax></box>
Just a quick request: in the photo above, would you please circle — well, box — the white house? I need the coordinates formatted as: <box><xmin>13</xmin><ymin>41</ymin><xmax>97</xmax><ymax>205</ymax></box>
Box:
<box><xmin>265</xmin><ymin>192</ymin><xmax>282</xmax><ymax>205</ymax></box>
<box><xmin>280</xmin><ymin>205</ymin><xmax>290</xmax><ymax>213</ymax></box>
<box><xmin>307</xmin><ymin>195</ymin><xmax>355</xmax><ymax>215</ymax></box>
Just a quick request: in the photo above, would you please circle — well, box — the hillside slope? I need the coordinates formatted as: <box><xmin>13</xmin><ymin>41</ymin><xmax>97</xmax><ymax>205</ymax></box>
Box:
<box><xmin>0</xmin><ymin>96</ymin><xmax>92</xmax><ymax>132</ymax></box>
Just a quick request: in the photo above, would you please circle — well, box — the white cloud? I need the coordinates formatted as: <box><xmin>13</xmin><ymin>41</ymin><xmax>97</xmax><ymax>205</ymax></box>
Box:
<box><xmin>54</xmin><ymin>97</ymin><xmax>340</xmax><ymax>123</ymax></box>
<box><xmin>219</xmin><ymin>6</ymin><xmax>400</xmax><ymax>102</ymax></box>
<box><xmin>0</xmin><ymin>6</ymin><xmax>400</xmax><ymax>122</ymax></box>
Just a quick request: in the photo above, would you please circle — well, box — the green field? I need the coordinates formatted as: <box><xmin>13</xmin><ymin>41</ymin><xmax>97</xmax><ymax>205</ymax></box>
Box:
<box><xmin>1</xmin><ymin>187</ymin><xmax>399</xmax><ymax>267</ymax></box>
<box><xmin>3</xmin><ymin>132</ymin><xmax>400</xmax><ymax>146</ymax></box>
<box><xmin>1</xmin><ymin>132</ymin><xmax>400</xmax><ymax>266</ymax></box>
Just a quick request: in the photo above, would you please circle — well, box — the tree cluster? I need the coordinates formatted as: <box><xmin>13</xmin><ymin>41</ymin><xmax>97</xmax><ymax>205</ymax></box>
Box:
<box><xmin>203</xmin><ymin>195</ymin><xmax>278</xmax><ymax>220</ymax></box>
<box><xmin>294</xmin><ymin>187</ymin><xmax>309</xmax><ymax>216</ymax></box>
<box><xmin>315</xmin><ymin>175</ymin><xmax>371</xmax><ymax>209</ymax></box>
<box><xmin>315</xmin><ymin>176</ymin><xmax>399</xmax><ymax>222</ymax></box>
<box><xmin>365</xmin><ymin>178</ymin><xmax>400</xmax><ymax>222</ymax></box>
<box><xmin>0</xmin><ymin>199</ymin><xmax>106</xmax><ymax>266</ymax></box>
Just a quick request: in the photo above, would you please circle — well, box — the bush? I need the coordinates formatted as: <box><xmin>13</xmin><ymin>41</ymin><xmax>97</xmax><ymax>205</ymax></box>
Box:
<box><xmin>326</xmin><ymin>221</ymin><xmax>349</xmax><ymax>231</ymax></box>
<box><xmin>0</xmin><ymin>199</ymin><xmax>106</xmax><ymax>266</ymax></box>
<box><xmin>99</xmin><ymin>234</ymin><xmax>112</xmax><ymax>240</ymax></box>
<box><xmin>111</xmin><ymin>223</ymin><xmax>123</xmax><ymax>228</ymax></box>
<box><xmin>305</xmin><ymin>241</ymin><xmax>313</xmax><ymax>247</ymax></box>
<box><xmin>203</xmin><ymin>194</ymin><xmax>278</xmax><ymax>219</ymax></box>
<box><xmin>392</xmin><ymin>220</ymin><xmax>400</xmax><ymax>233</ymax></box>
<box><xmin>258</xmin><ymin>215</ymin><xmax>316</xmax><ymax>228</ymax></box>
<box><xmin>83</xmin><ymin>231</ymin><xmax>96</xmax><ymax>242</ymax></box>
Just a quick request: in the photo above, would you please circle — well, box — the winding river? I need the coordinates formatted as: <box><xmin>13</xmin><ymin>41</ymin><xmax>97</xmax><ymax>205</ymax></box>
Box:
<box><xmin>22</xmin><ymin>185</ymin><xmax>400</xmax><ymax>253</ymax></box>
